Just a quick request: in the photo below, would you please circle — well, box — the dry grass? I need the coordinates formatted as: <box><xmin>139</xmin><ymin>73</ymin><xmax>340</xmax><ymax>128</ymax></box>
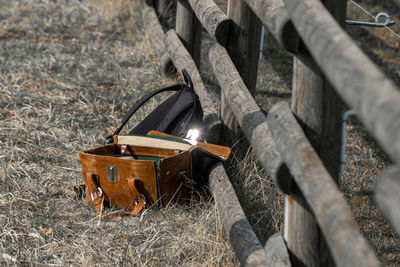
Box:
<box><xmin>0</xmin><ymin>0</ymin><xmax>236</xmax><ymax>265</ymax></box>
<box><xmin>340</xmin><ymin>118</ymin><xmax>400</xmax><ymax>265</ymax></box>
<box><xmin>225</xmin><ymin>143</ymin><xmax>285</xmax><ymax>245</ymax></box>
<box><xmin>0</xmin><ymin>0</ymin><xmax>399</xmax><ymax>266</ymax></box>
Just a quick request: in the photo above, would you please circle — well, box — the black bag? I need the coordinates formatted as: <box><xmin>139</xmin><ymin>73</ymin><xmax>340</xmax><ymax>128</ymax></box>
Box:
<box><xmin>106</xmin><ymin>69</ymin><xmax>203</xmax><ymax>143</ymax></box>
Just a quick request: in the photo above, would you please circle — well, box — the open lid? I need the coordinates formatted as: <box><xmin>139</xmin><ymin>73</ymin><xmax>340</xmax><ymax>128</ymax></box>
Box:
<box><xmin>113</xmin><ymin>131</ymin><xmax>230</xmax><ymax>161</ymax></box>
<box><xmin>146</xmin><ymin>131</ymin><xmax>231</xmax><ymax>160</ymax></box>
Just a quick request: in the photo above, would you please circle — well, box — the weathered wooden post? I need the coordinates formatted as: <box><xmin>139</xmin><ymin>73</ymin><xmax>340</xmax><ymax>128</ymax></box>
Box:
<box><xmin>285</xmin><ymin>0</ymin><xmax>347</xmax><ymax>266</ymax></box>
<box><xmin>226</xmin><ymin>0</ymin><xmax>261</xmax><ymax>94</ymax></box>
<box><xmin>187</xmin><ymin>0</ymin><xmax>230</xmax><ymax>47</ymax></box>
<box><xmin>222</xmin><ymin>0</ymin><xmax>262</xmax><ymax>137</ymax></box>
<box><xmin>175</xmin><ymin>0</ymin><xmax>202</xmax><ymax>67</ymax></box>
<box><xmin>268</xmin><ymin>102</ymin><xmax>379</xmax><ymax>267</ymax></box>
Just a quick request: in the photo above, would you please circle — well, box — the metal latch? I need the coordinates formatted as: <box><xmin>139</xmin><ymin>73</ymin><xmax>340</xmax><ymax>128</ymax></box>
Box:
<box><xmin>108</xmin><ymin>166</ymin><xmax>118</xmax><ymax>182</ymax></box>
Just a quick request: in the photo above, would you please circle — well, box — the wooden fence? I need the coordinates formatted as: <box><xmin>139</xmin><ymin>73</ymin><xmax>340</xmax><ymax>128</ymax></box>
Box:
<box><xmin>143</xmin><ymin>0</ymin><xmax>400</xmax><ymax>266</ymax></box>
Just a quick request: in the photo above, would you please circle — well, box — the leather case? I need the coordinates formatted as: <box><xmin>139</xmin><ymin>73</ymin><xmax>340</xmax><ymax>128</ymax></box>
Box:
<box><xmin>79</xmin><ymin>131</ymin><xmax>230</xmax><ymax>215</ymax></box>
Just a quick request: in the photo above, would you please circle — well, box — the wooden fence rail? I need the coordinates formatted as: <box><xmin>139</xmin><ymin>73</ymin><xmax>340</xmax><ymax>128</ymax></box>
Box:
<box><xmin>267</xmin><ymin>101</ymin><xmax>379</xmax><ymax>267</ymax></box>
<box><xmin>210</xmin><ymin>43</ymin><xmax>379</xmax><ymax>266</ymax></box>
<box><xmin>209</xmin><ymin>44</ymin><xmax>292</xmax><ymax>193</ymax></box>
<box><xmin>187</xmin><ymin>0</ymin><xmax>230</xmax><ymax>46</ymax></box>
<box><xmin>143</xmin><ymin>0</ymin><xmax>400</xmax><ymax>266</ymax></box>
<box><xmin>283</xmin><ymin>0</ymin><xmax>400</xmax><ymax>163</ymax></box>
<box><xmin>264</xmin><ymin>232</ymin><xmax>292</xmax><ymax>267</ymax></box>
<box><xmin>210</xmin><ymin>164</ymin><xmax>267</xmax><ymax>266</ymax></box>
<box><xmin>244</xmin><ymin>0</ymin><xmax>298</xmax><ymax>53</ymax></box>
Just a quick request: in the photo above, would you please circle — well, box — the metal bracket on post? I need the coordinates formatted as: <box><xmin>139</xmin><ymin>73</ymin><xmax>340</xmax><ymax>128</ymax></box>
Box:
<box><xmin>346</xmin><ymin>12</ymin><xmax>395</xmax><ymax>27</ymax></box>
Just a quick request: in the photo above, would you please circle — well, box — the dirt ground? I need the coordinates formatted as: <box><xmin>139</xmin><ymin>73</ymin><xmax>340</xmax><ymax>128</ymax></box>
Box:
<box><xmin>0</xmin><ymin>0</ymin><xmax>399</xmax><ymax>266</ymax></box>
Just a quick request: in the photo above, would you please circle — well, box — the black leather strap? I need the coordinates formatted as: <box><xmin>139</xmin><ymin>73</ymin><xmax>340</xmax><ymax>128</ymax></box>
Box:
<box><xmin>106</xmin><ymin>69</ymin><xmax>195</xmax><ymax>143</ymax></box>
<box><xmin>182</xmin><ymin>69</ymin><xmax>193</xmax><ymax>89</ymax></box>
<box><xmin>114</xmin><ymin>84</ymin><xmax>184</xmax><ymax>135</ymax></box>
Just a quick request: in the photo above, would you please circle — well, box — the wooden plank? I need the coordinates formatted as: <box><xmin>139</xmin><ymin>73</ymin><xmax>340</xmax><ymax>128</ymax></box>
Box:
<box><xmin>164</xmin><ymin>29</ymin><xmax>220</xmax><ymax>143</ymax></box>
<box><xmin>316</xmin><ymin>1</ymin><xmax>346</xmax><ymax>265</ymax></box>
<box><xmin>187</xmin><ymin>0</ymin><xmax>230</xmax><ymax>46</ymax></box>
<box><xmin>287</xmin><ymin>1</ymin><xmax>346</xmax><ymax>265</ymax></box>
<box><xmin>222</xmin><ymin>0</ymin><xmax>262</xmax><ymax>133</ymax></box>
<box><xmin>264</xmin><ymin>232</ymin><xmax>292</xmax><ymax>267</ymax></box>
<box><xmin>244</xmin><ymin>0</ymin><xmax>299</xmax><ymax>53</ymax></box>
<box><xmin>284</xmin><ymin>183</ymin><xmax>320</xmax><ymax>266</ymax></box>
<box><xmin>209</xmin><ymin>163</ymin><xmax>267</xmax><ymax>267</ymax></box>
<box><xmin>291</xmin><ymin>57</ymin><xmax>324</xmax><ymax>137</ymax></box>
<box><xmin>267</xmin><ymin>101</ymin><xmax>380</xmax><ymax>267</ymax></box>
<box><xmin>176</xmin><ymin>0</ymin><xmax>202</xmax><ymax>67</ymax></box>
<box><xmin>375</xmin><ymin>165</ymin><xmax>400</xmax><ymax>236</ymax></box>
<box><xmin>283</xmin><ymin>0</ymin><xmax>400</xmax><ymax>163</ymax></box>
<box><xmin>287</xmin><ymin>23</ymin><xmax>325</xmax><ymax>267</ymax></box>
<box><xmin>142</xmin><ymin>6</ymin><xmax>174</xmax><ymax>75</ymax></box>
<box><xmin>227</xmin><ymin>0</ymin><xmax>261</xmax><ymax>92</ymax></box>
<box><xmin>291</xmin><ymin>0</ymin><xmax>346</xmax><ymax>181</ymax></box>
<box><xmin>209</xmin><ymin>44</ymin><xmax>293</xmax><ymax>193</ymax></box>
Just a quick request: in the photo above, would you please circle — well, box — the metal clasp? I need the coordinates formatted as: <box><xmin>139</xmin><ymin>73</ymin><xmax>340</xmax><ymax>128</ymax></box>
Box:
<box><xmin>134</xmin><ymin>194</ymin><xmax>147</xmax><ymax>206</ymax></box>
<box><xmin>90</xmin><ymin>187</ymin><xmax>103</xmax><ymax>202</ymax></box>
<box><xmin>108</xmin><ymin>166</ymin><xmax>118</xmax><ymax>182</ymax></box>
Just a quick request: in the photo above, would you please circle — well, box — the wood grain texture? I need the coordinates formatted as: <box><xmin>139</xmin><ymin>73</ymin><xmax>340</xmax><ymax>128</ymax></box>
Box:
<box><xmin>188</xmin><ymin>0</ymin><xmax>230</xmax><ymax>46</ymax></box>
<box><xmin>176</xmin><ymin>0</ymin><xmax>202</xmax><ymax>67</ymax></box>
<box><xmin>291</xmin><ymin>0</ymin><xmax>347</xmax><ymax>172</ymax></box>
<box><xmin>209</xmin><ymin>163</ymin><xmax>267</xmax><ymax>267</ymax></box>
<box><xmin>288</xmin><ymin>2</ymin><xmax>346</xmax><ymax>265</ymax></box>
<box><xmin>209</xmin><ymin>44</ymin><xmax>293</xmax><ymax>193</ymax></box>
<box><xmin>264</xmin><ymin>232</ymin><xmax>292</xmax><ymax>267</ymax></box>
<box><xmin>284</xmin><ymin>185</ymin><xmax>320</xmax><ymax>266</ymax></box>
<box><xmin>222</xmin><ymin>0</ymin><xmax>262</xmax><ymax>133</ymax></box>
<box><xmin>244</xmin><ymin>0</ymin><xmax>299</xmax><ymax>53</ymax></box>
<box><xmin>314</xmin><ymin>2</ymin><xmax>346</xmax><ymax>264</ymax></box>
<box><xmin>267</xmin><ymin>101</ymin><xmax>380</xmax><ymax>267</ymax></box>
<box><xmin>142</xmin><ymin>6</ymin><xmax>174</xmax><ymax>75</ymax></box>
<box><xmin>291</xmin><ymin>56</ymin><xmax>337</xmax><ymax>267</ymax></box>
<box><xmin>283</xmin><ymin>0</ymin><xmax>400</xmax><ymax>163</ymax></box>
<box><xmin>165</xmin><ymin>29</ymin><xmax>220</xmax><ymax>143</ymax></box>
<box><xmin>227</xmin><ymin>0</ymin><xmax>261</xmax><ymax>92</ymax></box>
<box><xmin>375</xmin><ymin>165</ymin><xmax>400</xmax><ymax>236</ymax></box>
<box><xmin>291</xmin><ymin>57</ymin><xmax>324</xmax><ymax>136</ymax></box>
